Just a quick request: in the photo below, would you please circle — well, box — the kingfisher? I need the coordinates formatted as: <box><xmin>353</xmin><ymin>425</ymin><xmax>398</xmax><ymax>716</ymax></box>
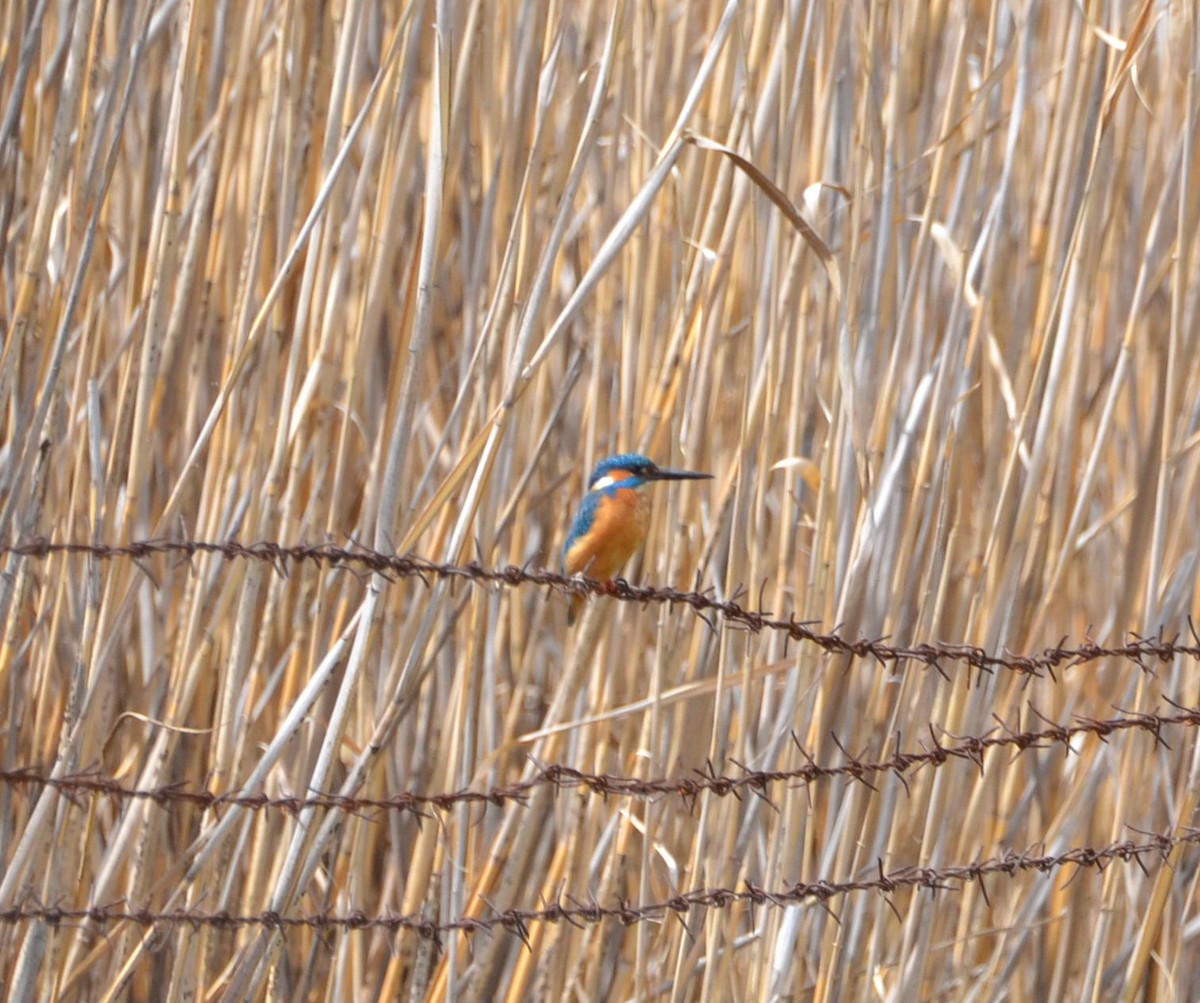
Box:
<box><xmin>561</xmin><ymin>453</ymin><xmax>712</xmax><ymax>624</ymax></box>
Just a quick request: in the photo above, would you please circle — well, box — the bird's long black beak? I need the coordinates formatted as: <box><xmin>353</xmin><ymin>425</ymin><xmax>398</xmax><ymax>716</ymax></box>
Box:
<box><xmin>649</xmin><ymin>468</ymin><xmax>713</xmax><ymax>482</ymax></box>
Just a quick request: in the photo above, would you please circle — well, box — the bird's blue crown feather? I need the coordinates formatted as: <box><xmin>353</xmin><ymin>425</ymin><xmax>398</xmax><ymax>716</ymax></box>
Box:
<box><xmin>587</xmin><ymin>453</ymin><xmax>655</xmax><ymax>489</ymax></box>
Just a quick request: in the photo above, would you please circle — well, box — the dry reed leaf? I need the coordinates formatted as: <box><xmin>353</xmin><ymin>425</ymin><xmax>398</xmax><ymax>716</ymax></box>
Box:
<box><xmin>684</xmin><ymin>131</ymin><xmax>843</xmax><ymax>301</ymax></box>
<box><xmin>928</xmin><ymin>220</ymin><xmax>980</xmax><ymax>309</ymax></box>
<box><xmin>1099</xmin><ymin>0</ymin><xmax>1158</xmax><ymax>129</ymax></box>
<box><xmin>769</xmin><ymin>456</ymin><xmax>822</xmax><ymax>492</ymax></box>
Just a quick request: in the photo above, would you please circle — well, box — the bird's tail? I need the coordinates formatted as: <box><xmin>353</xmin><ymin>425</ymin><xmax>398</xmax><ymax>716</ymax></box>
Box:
<box><xmin>567</xmin><ymin>594</ymin><xmax>584</xmax><ymax>626</ymax></box>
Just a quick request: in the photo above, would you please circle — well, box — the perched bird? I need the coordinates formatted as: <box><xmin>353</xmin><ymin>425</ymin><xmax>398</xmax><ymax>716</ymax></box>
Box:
<box><xmin>562</xmin><ymin>453</ymin><xmax>712</xmax><ymax>624</ymax></box>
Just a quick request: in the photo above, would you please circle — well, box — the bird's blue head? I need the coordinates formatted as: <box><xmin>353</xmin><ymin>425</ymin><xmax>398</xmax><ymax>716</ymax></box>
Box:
<box><xmin>585</xmin><ymin>453</ymin><xmax>712</xmax><ymax>494</ymax></box>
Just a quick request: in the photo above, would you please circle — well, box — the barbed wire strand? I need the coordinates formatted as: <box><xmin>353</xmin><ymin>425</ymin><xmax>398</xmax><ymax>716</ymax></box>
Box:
<box><xmin>6</xmin><ymin>540</ymin><xmax>1199</xmax><ymax>951</ymax></box>
<box><xmin>5</xmin><ymin>538</ymin><xmax>1199</xmax><ymax>679</ymax></box>
<box><xmin>2</xmin><ymin>702</ymin><xmax>1196</xmax><ymax>817</ymax></box>
<box><xmin>3</xmin><ymin>829</ymin><xmax>1195</xmax><ymax>947</ymax></box>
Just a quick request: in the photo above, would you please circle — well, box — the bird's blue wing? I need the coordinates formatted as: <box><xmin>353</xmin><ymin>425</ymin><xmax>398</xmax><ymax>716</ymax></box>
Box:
<box><xmin>562</xmin><ymin>492</ymin><xmax>600</xmax><ymax>569</ymax></box>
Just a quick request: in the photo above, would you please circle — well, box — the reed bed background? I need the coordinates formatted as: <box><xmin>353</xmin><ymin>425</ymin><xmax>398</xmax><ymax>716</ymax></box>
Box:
<box><xmin>2</xmin><ymin>1</ymin><xmax>1199</xmax><ymax>999</ymax></box>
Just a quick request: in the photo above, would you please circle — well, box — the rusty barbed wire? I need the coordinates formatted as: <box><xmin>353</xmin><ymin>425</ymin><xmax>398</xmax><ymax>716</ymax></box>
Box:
<box><xmin>4</xmin><ymin>537</ymin><xmax>1199</xmax><ymax>679</ymax></box>
<box><xmin>3</xmin><ymin>702</ymin><xmax>1197</xmax><ymax>817</ymax></box>
<box><xmin>2</xmin><ymin>828</ymin><xmax>1196</xmax><ymax>945</ymax></box>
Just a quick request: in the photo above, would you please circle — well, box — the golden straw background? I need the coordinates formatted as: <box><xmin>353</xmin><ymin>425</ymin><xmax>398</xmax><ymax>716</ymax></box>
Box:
<box><xmin>3</xmin><ymin>1</ymin><xmax>1200</xmax><ymax>999</ymax></box>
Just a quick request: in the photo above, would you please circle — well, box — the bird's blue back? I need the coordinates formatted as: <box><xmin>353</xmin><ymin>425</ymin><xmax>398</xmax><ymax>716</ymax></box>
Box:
<box><xmin>562</xmin><ymin>492</ymin><xmax>602</xmax><ymax>567</ymax></box>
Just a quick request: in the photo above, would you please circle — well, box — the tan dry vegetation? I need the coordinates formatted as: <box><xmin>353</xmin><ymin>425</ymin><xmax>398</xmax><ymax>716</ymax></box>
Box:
<box><xmin>2</xmin><ymin>1</ymin><xmax>1200</xmax><ymax>1000</ymax></box>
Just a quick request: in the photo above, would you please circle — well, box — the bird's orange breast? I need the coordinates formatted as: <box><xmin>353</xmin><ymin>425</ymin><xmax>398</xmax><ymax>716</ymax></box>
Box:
<box><xmin>563</xmin><ymin>486</ymin><xmax>650</xmax><ymax>582</ymax></box>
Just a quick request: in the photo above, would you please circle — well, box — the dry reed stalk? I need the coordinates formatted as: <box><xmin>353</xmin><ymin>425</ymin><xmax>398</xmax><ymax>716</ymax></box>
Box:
<box><xmin>2</xmin><ymin>1</ymin><xmax>1200</xmax><ymax>1000</ymax></box>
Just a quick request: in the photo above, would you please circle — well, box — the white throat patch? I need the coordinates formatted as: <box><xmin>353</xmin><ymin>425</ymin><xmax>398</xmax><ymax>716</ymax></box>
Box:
<box><xmin>591</xmin><ymin>475</ymin><xmax>617</xmax><ymax>491</ymax></box>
